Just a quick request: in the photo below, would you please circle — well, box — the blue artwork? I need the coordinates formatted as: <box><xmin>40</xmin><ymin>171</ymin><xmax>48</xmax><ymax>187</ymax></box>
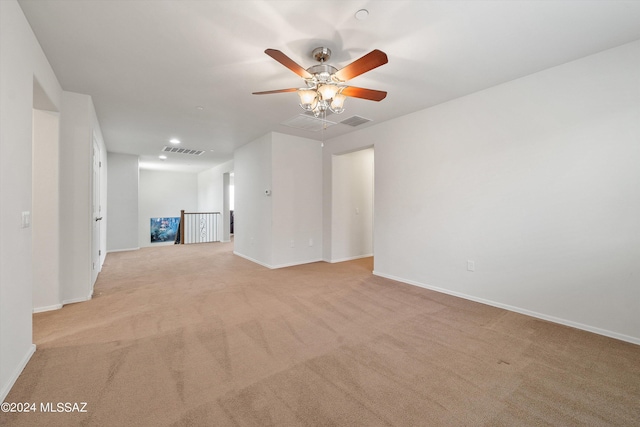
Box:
<box><xmin>150</xmin><ymin>217</ymin><xmax>180</xmax><ymax>243</ymax></box>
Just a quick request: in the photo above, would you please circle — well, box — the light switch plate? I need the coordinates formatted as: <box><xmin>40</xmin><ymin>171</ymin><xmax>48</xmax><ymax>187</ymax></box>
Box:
<box><xmin>21</xmin><ymin>211</ymin><xmax>31</xmax><ymax>229</ymax></box>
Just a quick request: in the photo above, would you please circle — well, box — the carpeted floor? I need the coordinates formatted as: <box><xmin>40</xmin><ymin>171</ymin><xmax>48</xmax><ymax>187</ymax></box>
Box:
<box><xmin>3</xmin><ymin>242</ymin><xmax>639</xmax><ymax>426</ymax></box>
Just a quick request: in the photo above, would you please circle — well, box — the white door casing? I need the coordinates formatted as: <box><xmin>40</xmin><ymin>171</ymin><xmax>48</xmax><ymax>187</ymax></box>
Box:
<box><xmin>91</xmin><ymin>137</ymin><xmax>101</xmax><ymax>292</ymax></box>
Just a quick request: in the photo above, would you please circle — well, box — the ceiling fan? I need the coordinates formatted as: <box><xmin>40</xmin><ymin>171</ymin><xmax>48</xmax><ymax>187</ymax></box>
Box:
<box><xmin>252</xmin><ymin>47</ymin><xmax>388</xmax><ymax>116</ymax></box>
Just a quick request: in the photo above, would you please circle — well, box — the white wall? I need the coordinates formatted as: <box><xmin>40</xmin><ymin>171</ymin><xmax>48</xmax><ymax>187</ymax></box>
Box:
<box><xmin>0</xmin><ymin>0</ymin><xmax>63</xmax><ymax>401</ymax></box>
<box><xmin>107</xmin><ymin>153</ymin><xmax>139</xmax><ymax>252</ymax></box>
<box><xmin>234</xmin><ymin>134</ymin><xmax>273</xmax><ymax>266</ymax></box>
<box><xmin>271</xmin><ymin>133</ymin><xmax>323</xmax><ymax>268</ymax></box>
<box><xmin>197</xmin><ymin>160</ymin><xmax>233</xmax><ymax>211</ymax></box>
<box><xmin>59</xmin><ymin>91</ymin><xmax>106</xmax><ymax>304</ymax></box>
<box><xmin>197</xmin><ymin>160</ymin><xmax>234</xmax><ymax>242</ymax></box>
<box><xmin>32</xmin><ymin>109</ymin><xmax>61</xmax><ymax>312</ymax></box>
<box><xmin>139</xmin><ymin>170</ymin><xmax>198</xmax><ymax>247</ymax></box>
<box><xmin>325</xmin><ymin>40</ymin><xmax>640</xmax><ymax>344</ymax></box>
<box><xmin>234</xmin><ymin>132</ymin><xmax>322</xmax><ymax>268</ymax></box>
<box><xmin>331</xmin><ymin>147</ymin><xmax>374</xmax><ymax>262</ymax></box>
<box><xmin>59</xmin><ymin>91</ymin><xmax>90</xmax><ymax>305</ymax></box>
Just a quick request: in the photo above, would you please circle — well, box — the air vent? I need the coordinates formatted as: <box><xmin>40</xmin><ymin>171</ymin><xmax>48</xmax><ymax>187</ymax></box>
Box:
<box><xmin>162</xmin><ymin>146</ymin><xmax>204</xmax><ymax>156</ymax></box>
<box><xmin>340</xmin><ymin>115</ymin><xmax>371</xmax><ymax>127</ymax></box>
<box><xmin>281</xmin><ymin>114</ymin><xmax>337</xmax><ymax>132</ymax></box>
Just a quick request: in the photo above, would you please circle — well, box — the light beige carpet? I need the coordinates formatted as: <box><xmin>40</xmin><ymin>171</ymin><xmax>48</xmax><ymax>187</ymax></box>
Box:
<box><xmin>3</xmin><ymin>242</ymin><xmax>639</xmax><ymax>426</ymax></box>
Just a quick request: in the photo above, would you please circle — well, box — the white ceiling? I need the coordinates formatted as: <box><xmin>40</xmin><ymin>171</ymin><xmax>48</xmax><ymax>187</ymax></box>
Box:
<box><xmin>18</xmin><ymin>0</ymin><xmax>640</xmax><ymax>173</ymax></box>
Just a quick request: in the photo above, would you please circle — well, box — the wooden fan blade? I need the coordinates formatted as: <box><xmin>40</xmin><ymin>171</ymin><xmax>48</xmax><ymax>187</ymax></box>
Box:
<box><xmin>265</xmin><ymin>49</ymin><xmax>313</xmax><ymax>79</ymax></box>
<box><xmin>334</xmin><ymin>50</ymin><xmax>388</xmax><ymax>81</ymax></box>
<box><xmin>341</xmin><ymin>86</ymin><xmax>387</xmax><ymax>101</ymax></box>
<box><xmin>252</xmin><ymin>88</ymin><xmax>299</xmax><ymax>95</ymax></box>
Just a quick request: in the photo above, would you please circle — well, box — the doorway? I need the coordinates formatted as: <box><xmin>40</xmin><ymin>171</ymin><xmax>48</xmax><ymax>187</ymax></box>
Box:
<box><xmin>32</xmin><ymin>78</ymin><xmax>62</xmax><ymax>312</ymax></box>
<box><xmin>330</xmin><ymin>147</ymin><xmax>374</xmax><ymax>263</ymax></box>
<box><xmin>222</xmin><ymin>172</ymin><xmax>234</xmax><ymax>242</ymax></box>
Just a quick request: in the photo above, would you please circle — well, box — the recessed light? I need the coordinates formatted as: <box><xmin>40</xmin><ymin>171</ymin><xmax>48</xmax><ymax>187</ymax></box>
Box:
<box><xmin>159</xmin><ymin>155</ymin><xmax>167</xmax><ymax>160</ymax></box>
<box><xmin>196</xmin><ymin>106</ymin><xmax>204</xmax><ymax>111</ymax></box>
<box><xmin>355</xmin><ymin>9</ymin><xmax>369</xmax><ymax>20</ymax></box>
<box><xmin>169</xmin><ymin>138</ymin><xmax>180</xmax><ymax>144</ymax></box>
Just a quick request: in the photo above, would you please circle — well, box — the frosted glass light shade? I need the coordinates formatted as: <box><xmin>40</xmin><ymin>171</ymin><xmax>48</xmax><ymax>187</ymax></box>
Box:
<box><xmin>330</xmin><ymin>93</ymin><xmax>346</xmax><ymax>111</ymax></box>
<box><xmin>317</xmin><ymin>84</ymin><xmax>340</xmax><ymax>100</ymax></box>
<box><xmin>298</xmin><ymin>89</ymin><xmax>318</xmax><ymax>110</ymax></box>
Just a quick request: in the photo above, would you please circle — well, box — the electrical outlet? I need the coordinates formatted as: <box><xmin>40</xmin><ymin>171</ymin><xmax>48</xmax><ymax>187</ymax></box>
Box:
<box><xmin>308</xmin><ymin>238</ymin><xmax>313</xmax><ymax>247</ymax></box>
<box><xmin>467</xmin><ymin>260</ymin><xmax>475</xmax><ymax>272</ymax></box>
<box><xmin>290</xmin><ymin>240</ymin><xmax>295</xmax><ymax>248</ymax></box>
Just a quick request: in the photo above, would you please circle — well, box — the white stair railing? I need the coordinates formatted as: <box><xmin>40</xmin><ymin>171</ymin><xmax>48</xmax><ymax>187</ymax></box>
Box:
<box><xmin>179</xmin><ymin>210</ymin><xmax>220</xmax><ymax>244</ymax></box>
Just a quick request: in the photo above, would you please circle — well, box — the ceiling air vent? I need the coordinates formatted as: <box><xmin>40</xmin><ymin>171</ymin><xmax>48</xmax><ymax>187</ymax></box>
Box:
<box><xmin>281</xmin><ymin>114</ymin><xmax>337</xmax><ymax>132</ymax></box>
<box><xmin>162</xmin><ymin>146</ymin><xmax>204</xmax><ymax>156</ymax></box>
<box><xmin>340</xmin><ymin>115</ymin><xmax>371</xmax><ymax>127</ymax></box>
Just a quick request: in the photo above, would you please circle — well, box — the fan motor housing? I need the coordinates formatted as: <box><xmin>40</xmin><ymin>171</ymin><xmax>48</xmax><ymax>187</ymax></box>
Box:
<box><xmin>308</xmin><ymin>47</ymin><xmax>340</xmax><ymax>82</ymax></box>
<box><xmin>306</xmin><ymin>64</ymin><xmax>338</xmax><ymax>76</ymax></box>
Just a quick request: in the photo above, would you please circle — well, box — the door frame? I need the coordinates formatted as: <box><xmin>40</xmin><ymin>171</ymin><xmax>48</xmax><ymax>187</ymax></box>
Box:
<box><xmin>91</xmin><ymin>136</ymin><xmax>102</xmax><ymax>292</ymax></box>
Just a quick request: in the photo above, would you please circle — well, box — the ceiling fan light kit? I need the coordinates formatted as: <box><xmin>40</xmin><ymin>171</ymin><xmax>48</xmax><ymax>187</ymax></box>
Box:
<box><xmin>253</xmin><ymin>46</ymin><xmax>388</xmax><ymax>118</ymax></box>
<box><xmin>298</xmin><ymin>49</ymin><xmax>347</xmax><ymax>116</ymax></box>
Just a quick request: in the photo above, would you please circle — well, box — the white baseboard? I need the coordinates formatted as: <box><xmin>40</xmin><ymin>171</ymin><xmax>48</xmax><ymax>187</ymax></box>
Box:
<box><xmin>0</xmin><ymin>344</ymin><xmax>35</xmax><ymax>403</ymax></box>
<box><xmin>330</xmin><ymin>253</ymin><xmax>373</xmax><ymax>263</ymax></box>
<box><xmin>233</xmin><ymin>251</ymin><xmax>323</xmax><ymax>270</ymax></box>
<box><xmin>233</xmin><ymin>252</ymin><xmax>272</xmax><ymax>268</ymax></box>
<box><xmin>33</xmin><ymin>304</ymin><xmax>63</xmax><ymax>313</ymax></box>
<box><xmin>62</xmin><ymin>295</ymin><xmax>91</xmax><ymax>306</ymax></box>
<box><xmin>271</xmin><ymin>258</ymin><xmax>324</xmax><ymax>269</ymax></box>
<box><xmin>145</xmin><ymin>241</ymin><xmax>176</xmax><ymax>247</ymax></box>
<box><xmin>373</xmin><ymin>270</ymin><xmax>640</xmax><ymax>346</ymax></box>
<box><xmin>107</xmin><ymin>247</ymin><xmax>140</xmax><ymax>253</ymax></box>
